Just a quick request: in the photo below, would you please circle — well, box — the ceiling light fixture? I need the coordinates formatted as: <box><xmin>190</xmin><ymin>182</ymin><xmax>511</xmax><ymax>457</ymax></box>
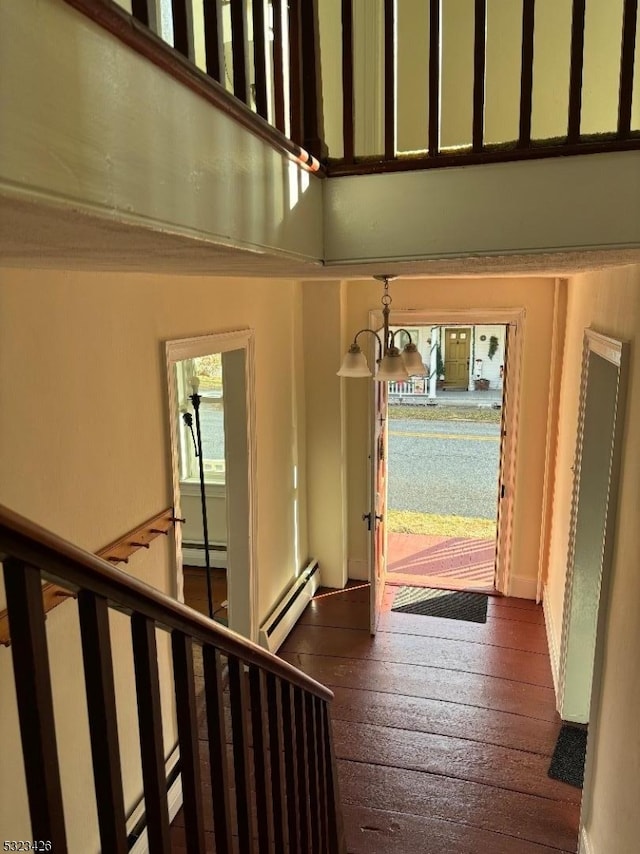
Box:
<box><xmin>337</xmin><ymin>275</ymin><xmax>428</xmax><ymax>381</ymax></box>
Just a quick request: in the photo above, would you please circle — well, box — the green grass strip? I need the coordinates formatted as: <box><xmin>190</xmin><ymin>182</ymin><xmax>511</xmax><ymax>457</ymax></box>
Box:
<box><xmin>388</xmin><ymin>509</ymin><xmax>496</xmax><ymax>539</ymax></box>
<box><xmin>389</xmin><ymin>405</ymin><xmax>501</xmax><ymax>423</ymax></box>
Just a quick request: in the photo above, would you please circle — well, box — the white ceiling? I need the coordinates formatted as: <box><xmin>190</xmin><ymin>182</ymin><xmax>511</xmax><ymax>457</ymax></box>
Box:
<box><xmin>2</xmin><ymin>193</ymin><xmax>640</xmax><ymax>280</ymax></box>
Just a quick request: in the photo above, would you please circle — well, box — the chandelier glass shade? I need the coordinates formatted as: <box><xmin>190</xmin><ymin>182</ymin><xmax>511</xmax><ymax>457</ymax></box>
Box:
<box><xmin>337</xmin><ymin>275</ymin><xmax>428</xmax><ymax>381</ymax></box>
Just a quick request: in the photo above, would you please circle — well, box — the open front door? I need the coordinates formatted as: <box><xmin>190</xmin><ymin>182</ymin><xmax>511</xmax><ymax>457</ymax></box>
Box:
<box><xmin>494</xmin><ymin>325</ymin><xmax>513</xmax><ymax>595</ymax></box>
<box><xmin>368</xmin><ymin>381</ymin><xmax>388</xmax><ymax>635</ymax></box>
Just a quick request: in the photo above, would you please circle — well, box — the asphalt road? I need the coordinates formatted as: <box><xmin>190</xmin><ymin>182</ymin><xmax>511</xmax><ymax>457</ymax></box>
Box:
<box><xmin>191</xmin><ymin>410</ymin><xmax>499</xmax><ymax>520</ymax></box>
<box><xmin>388</xmin><ymin>418</ymin><xmax>500</xmax><ymax>519</ymax></box>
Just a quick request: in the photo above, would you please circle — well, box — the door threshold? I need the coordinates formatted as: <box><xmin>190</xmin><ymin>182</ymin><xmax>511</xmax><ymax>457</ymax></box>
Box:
<box><xmin>385</xmin><ymin>572</ymin><xmax>497</xmax><ymax>595</ymax></box>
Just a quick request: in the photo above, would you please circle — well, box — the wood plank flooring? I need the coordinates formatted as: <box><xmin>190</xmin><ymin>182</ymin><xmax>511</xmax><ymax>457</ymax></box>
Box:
<box><xmin>183</xmin><ymin>566</ymin><xmax>228</xmax><ymax>623</ymax></box>
<box><xmin>280</xmin><ymin>582</ymin><xmax>580</xmax><ymax>854</ymax></box>
<box><xmin>170</xmin><ymin>577</ymin><xmax>579</xmax><ymax>853</ymax></box>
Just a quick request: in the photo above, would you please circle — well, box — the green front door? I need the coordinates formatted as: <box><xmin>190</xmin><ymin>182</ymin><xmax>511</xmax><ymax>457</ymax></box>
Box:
<box><xmin>444</xmin><ymin>328</ymin><xmax>471</xmax><ymax>388</ymax></box>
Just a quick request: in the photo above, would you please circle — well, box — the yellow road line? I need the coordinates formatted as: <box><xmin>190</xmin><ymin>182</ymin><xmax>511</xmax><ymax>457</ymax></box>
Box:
<box><xmin>388</xmin><ymin>430</ymin><xmax>499</xmax><ymax>442</ymax></box>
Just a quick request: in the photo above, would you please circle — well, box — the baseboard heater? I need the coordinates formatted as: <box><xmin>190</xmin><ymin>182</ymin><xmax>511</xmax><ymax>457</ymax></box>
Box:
<box><xmin>259</xmin><ymin>559</ymin><xmax>320</xmax><ymax>653</ymax></box>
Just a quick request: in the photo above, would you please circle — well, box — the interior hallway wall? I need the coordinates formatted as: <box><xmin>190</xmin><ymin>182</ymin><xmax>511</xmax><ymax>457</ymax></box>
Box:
<box><xmin>0</xmin><ymin>268</ymin><xmax>308</xmax><ymax>849</ymax></box>
<box><xmin>544</xmin><ymin>263</ymin><xmax>640</xmax><ymax>854</ymax></box>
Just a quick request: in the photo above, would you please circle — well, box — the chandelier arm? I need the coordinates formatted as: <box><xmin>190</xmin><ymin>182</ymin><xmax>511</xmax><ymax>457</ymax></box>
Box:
<box><xmin>353</xmin><ymin>328</ymin><xmax>384</xmax><ymax>362</ymax></box>
<box><xmin>390</xmin><ymin>327</ymin><xmax>416</xmax><ymax>346</ymax></box>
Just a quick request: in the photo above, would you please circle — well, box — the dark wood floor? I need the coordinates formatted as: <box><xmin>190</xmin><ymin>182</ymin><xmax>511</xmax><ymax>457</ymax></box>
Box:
<box><xmin>171</xmin><ymin>579</ymin><xmax>580</xmax><ymax>853</ymax></box>
<box><xmin>183</xmin><ymin>566</ymin><xmax>228</xmax><ymax>624</ymax></box>
<box><xmin>279</xmin><ymin>583</ymin><xmax>580</xmax><ymax>854</ymax></box>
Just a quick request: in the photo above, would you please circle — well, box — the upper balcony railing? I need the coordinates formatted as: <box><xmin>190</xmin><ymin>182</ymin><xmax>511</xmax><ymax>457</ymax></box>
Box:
<box><xmin>65</xmin><ymin>0</ymin><xmax>639</xmax><ymax>177</ymax></box>
<box><xmin>329</xmin><ymin>0</ymin><xmax>640</xmax><ymax>174</ymax></box>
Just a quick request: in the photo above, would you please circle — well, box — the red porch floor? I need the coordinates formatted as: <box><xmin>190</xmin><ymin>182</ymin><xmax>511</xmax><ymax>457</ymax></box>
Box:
<box><xmin>387</xmin><ymin>532</ymin><xmax>496</xmax><ymax>591</ymax></box>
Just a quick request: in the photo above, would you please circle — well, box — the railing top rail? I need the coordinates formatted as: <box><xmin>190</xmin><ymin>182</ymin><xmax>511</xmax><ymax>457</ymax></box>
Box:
<box><xmin>0</xmin><ymin>503</ymin><xmax>333</xmax><ymax>702</ymax></box>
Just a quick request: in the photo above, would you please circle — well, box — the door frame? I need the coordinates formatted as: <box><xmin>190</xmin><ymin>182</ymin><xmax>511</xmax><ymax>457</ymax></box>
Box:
<box><xmin>368</xmin><ymin>307</ymin><xmax>525</xmax><ymax>598</ymax></box>
<box><xmin>165</xmin><ymin>329</ymin><xmax>259</xmax><ymax>642</ymax></box>
<box><xmin>559</xmin><ymin>329</ymin><xmax>628</xmax><ymax>720</ymax></box>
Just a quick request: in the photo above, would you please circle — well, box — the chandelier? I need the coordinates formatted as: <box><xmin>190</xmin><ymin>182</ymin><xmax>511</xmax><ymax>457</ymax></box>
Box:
<box><xmin>337</xmin><ymin>275</ymin><xmax>428</xmax><ymax>381</ymax></box>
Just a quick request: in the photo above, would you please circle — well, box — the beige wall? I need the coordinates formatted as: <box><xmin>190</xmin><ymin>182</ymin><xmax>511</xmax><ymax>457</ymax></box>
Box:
<box><xmin>341</xmin><ymin>276</ymin><xmax>556</xmax><ymax>593</ymax></box>
<box><xmin>0</xmin><ymin>269</ymin><xmax>309</xmax><ymax>847</ymax></box>
<box><xmin>302</xmin><ymin>281</ymin><xmax>349</xmax><ymax>588</ymax></box>
<box><xmin>543</xmin><ymin>264</ymin><xmax>640</xmax><ymax>853</ymax></box>
<box><xmin>0</xmin><ymin>0</ymin><xmax>323</xmax><ymax>263</ymax></box>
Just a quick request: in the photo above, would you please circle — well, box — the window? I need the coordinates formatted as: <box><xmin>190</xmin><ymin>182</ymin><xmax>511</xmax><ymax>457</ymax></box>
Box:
<box><xmin>176</xmin><ymin>355</ymin><xmax>225</xmax><ymax>485</ymax></box>
<box><xmin>395</xmin><ymin>328</ymin><xmax>420</xmax><ymax>349</ymax></box>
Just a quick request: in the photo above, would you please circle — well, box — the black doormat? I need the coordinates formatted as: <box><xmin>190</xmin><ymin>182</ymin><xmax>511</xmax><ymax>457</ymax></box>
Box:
<box><xmin>548</xmin><ymin>725</ymin><xmax>588</xmax><ymax>788</ymax></box>
<box><xmin>391</xmin><ymin>587</ymin><xmax>488</xmax><ymax>623</ymax></box>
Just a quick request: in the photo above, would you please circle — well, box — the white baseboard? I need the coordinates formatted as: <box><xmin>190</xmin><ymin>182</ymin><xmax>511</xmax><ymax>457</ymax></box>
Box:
<box><xmin>348</xmin><ymin>559</ymin><xmax>369</xmax><ymax>581</ymax></box>
<box><xmin>129</xmin><ymin>745</ymin><xmax>183</xmax><ymax>854</ymax></box>
<box><xmin>579</xmin><ymin>826</ymin><xmax>594</xmax><ymax>854</ymax></box>
<box><xmin>542</xmin><ymin>585</ymin><xmax>562</xmax><ymax>712</ymax></box>
<box><xmin>182</xmin><ymin>545</ymin><xmax>227</xmax><ymax>568</ymax></box>
<box><xmin>508</xmin><ymin>575</ymin><xmax>538</xmax><ymax>599</ymax></box>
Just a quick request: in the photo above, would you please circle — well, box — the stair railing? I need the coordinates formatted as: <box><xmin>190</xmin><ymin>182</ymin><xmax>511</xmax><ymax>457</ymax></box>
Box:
<box><xmin>0</xmin><ymin>503</ymin><xmax>346</xmax><ymax>853</ymax></box>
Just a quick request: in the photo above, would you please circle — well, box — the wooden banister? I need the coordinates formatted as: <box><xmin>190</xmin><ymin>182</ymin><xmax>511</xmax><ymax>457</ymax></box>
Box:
<box><xmin>0</xmin><ymin>506</ymin><xmax>177</xmax><ymax>646</ymax></box>
<box><xmin>59</xmin><ymin>0</ymin><xmax>640</xmax><ymax>178</ymax></box>
<box><xmin>60</xmin><ymin>0</ymin><xmax>323</xmax><ymax>173</ymax></box>
<box><xmin>0</xmin><ymin>503</ymin><xmax>333</xmax><ymax>701</ymax></box>
<box><xmin>1</xmin><ymin>502</ymin><xmax>345</xmax><ymax>851</ymax></box>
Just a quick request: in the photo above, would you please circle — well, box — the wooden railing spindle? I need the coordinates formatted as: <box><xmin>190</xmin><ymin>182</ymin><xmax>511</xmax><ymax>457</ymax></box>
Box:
<box><xmin>519</xmin><ymin>0</ymin><xmax>536</xmax><ymax>147</ymax></box>
<box><xmin>3</xmin><ymin>560</ymin><xmax>68</xmax><ymax>851</ymax></box>
<box><xmin>228</xmin><ymin>656</ymin><xmax>255</xmax><ymax>852</ymax></box>
<box><xmin>272</xmin><ymin>0</ymin><xmax>286</xmax><ymax>133</ymax></box>
<box><xmin>567</xmin><ymin>0</ymin><xmax>587</xmax><ymax>142</ymax></box>
<box><xmin>280</xmin><ymin>680</ymin><xmax>300</xmax><ymax>851</ymax></box>
<box><xmin>252</xmin><ymin>0</ymin><xmax>269</xmax><ymax>120</ymax></box>
<box><xmin>428</xmin><ymin>0</ymin><xmax>441</xmax><ymax>156</ymax></box>
<box><xmin>131</xmin><ymin>613</ymin><xmax>172</xmax><ymax>854</ymax></box>
<box><xmin>230</xmin><ymin>0</ymin><xmax>250</xmax><ymax>103</ymax></box>
<box><xmin>203</xmin><ymin>0</ymin><xmax>224</xmax><ymax>83</ymax></box>
<box><xmin>78</xmin><ymin>591</ymin><xmax>128</xmax><ymax>854</ymax></box>
<box><xmin>249</xmin><ymin>666</ymin><xmax>272</xmax><ymax>852</ymax></box>
<box><xmin>322</xmin><ymin>702</ymin><xmax>346</xmax><ymax>854</ymax></box>
<box><xmin>171</xmin><ymin>0</ymin><xmax>194</xmax><ymax>61</ymax></box>
<box><xmin>288</xmin><ymin>0</ymin><xmax>305</xmax><ymax>145</ymax></box>
<box><xmin>384</xmin><ymin>0</ymin><xmax>396</xmax><ymax>160</ymax></box>
<box><xmin>131</xmin><ymin>0</ymin><xmax>150</xmax><ymax>26</ymax></box>
<box><xmin>473</xmin><ymin>0</ymin><xmax>487</xmax><ymax>152</ymax></box>
<box><xmin>342</xmin><ymin>0</ymin><xmax>355</xmax><ymax>162</ymax></box>
<box><xmin>301</xmin><ymin>0</ymin><xmax>327</xmax><ymax>158</ymax></box>
<box><xmin>293</xmin><ymin>686</ymin><xmax>311</xmax><ymax>851</ymax></box>
<box><xmin>315</xmin><ymin>696</ymin><xmax>330</xmax><ymax>848</ymax></box>
<box><xmin>618</xmin><ymin>0</ymin><xmax>639</xmax><ymax>137</ymax></box>
<box><xmin>266</xmin><ymin>673</ymin><xmax>286</xmax><ymax>852</ymax></box>
<box><xmin>172</xmin><ymin>631</ymin><xmax>207</xmax><ymax>853</ymax></box>
<box><xmin>305</xmin><ymin>693</ymin><xmax>322</xmax><ymax>853</ymax></box>
<box><xmin>203</xmin><ymin>646</ymin><xmax>234</xmax><ymax>854</ymax></box>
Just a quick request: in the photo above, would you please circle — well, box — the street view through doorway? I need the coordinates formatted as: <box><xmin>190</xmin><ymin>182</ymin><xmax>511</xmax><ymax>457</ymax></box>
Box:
<box><xmin>386</xmin><ymin>324</ymin><xmax>506</xmax><ymax>593</ymax></box>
